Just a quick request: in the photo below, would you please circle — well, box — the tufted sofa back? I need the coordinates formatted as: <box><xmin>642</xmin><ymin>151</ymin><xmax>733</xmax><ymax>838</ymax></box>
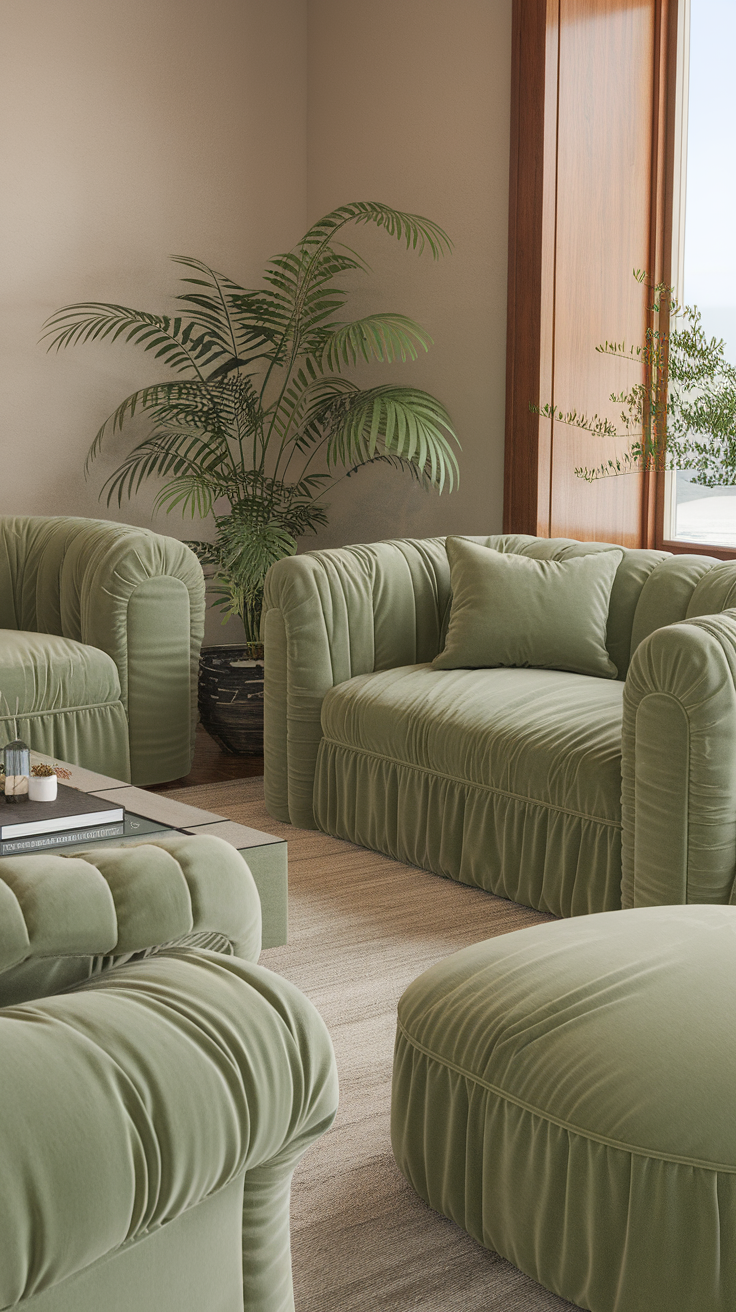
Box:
<box><xmin>266</xmin><ymin>532</ymin><xmax>736</xmax><ymax>688</ymax></box>
<box><xmin>0</xmin><ymin>833</ymin><xmax>262</xmax><ymax>1007</ymax></box>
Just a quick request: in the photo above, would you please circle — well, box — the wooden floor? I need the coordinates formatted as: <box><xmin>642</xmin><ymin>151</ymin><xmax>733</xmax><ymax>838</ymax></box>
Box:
<box><xmin>162</xmin><ymin>778</ymin><xmax>565</xmax><ymax>1312</ymax></box>
<box><xmin>145</xmin><ymin>724</ymin><xmax>264</xmax><ymax>791</ymax></box>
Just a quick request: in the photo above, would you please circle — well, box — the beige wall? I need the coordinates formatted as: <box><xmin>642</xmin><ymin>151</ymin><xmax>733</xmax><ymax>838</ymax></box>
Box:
<box><xmin>0</xmin><ymin>0</ymin><xmax>511</xmax><ymax>633</ymax></box>
<box><xmin>0</xmin><ymin>2</ymin><xmax>308</xmax><ymax>509</ymax></box>
<box><xmin>0</xmin><ymin>0</ymin><xmax>308</xmax><ymax>639</ymax></box>
<box><xmin>305</xmin><ymin>0</ymin><xmax>512</xmax><ymax>548</ymax></box>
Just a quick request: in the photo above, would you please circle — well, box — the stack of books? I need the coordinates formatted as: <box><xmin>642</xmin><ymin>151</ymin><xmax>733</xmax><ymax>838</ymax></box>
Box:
<box><xmin>0</xmin><ymin>785</ymin><xmax>125</xmax><ymax>856</ymax></box>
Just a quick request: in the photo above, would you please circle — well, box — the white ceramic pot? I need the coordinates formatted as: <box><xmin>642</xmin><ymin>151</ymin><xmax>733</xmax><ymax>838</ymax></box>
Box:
<box><xmin>29</xmin><ymin>774</ymin><xmax>57</xmax><ymax>802</ymax></box>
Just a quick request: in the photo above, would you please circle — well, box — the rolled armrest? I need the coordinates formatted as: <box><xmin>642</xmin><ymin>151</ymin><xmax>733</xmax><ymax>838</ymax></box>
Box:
<box><xmin>0</xmin><ymin>949</ymin><xmax>338</xmax><ymax>1311</ymax></box>
<box><xmin>0</xmin><ymin>834</ymin><xmax>262</xmax><ymax>1006</ymax></box>
<box><xmin>622</xmin><ymin>610</ymin><xmax>736</xmax><ymax>907</ymax></box>
<box><xmin>262</xmin><ymin>537</ymin><xmax>451</xmax><ymax>826</ymax></box>
<box><xmin>0</xmin><ymin>515</ymin><xmax>205</xmax><ymax>783</ymax></box>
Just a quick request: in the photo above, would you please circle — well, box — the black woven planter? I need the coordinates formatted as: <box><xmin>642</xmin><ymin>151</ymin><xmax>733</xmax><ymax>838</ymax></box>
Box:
<box><xmin>198</xmin><ymin>643</ymin><xmax>264</xmax><ymax>756</ymax></box>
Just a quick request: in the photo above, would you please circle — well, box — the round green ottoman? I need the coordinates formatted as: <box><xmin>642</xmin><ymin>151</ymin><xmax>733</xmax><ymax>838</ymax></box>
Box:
<box><xmin>391</xmin><ymin>905</ymin><xmax>736</xmax><ymax>1312</ymax></box>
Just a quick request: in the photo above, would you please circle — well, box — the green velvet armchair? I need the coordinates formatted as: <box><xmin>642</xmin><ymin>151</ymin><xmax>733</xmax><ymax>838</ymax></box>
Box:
<box><xmin>0</xmin><ymin>835</ymin><xmax>338</xmax><ymax>1312</ymax></box>
<box><xmin>0</xmin><ymin>515</ymin><xmax>205</xmax><ymax>785</ymax></box>
<box><xmin>263</xmin><ymin>533</ymin><xmax>736</xmax><ymax>916</ymax></box>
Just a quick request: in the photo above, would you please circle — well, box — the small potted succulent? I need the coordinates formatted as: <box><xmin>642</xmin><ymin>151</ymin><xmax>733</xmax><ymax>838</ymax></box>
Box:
<box><xmin>0</xmin><ymin>759</ymin><xmax>70</xmax><ymax>803</ymax></box>
<box><xmin>29</xmin><ymin>762</ymin><xmax>59</xmax><ymax>803</ymax></box>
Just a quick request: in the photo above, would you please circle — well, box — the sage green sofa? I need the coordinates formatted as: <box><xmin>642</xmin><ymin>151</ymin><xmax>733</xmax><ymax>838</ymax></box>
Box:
<box><xmin>0</xmin><ymin>515</ymin><xmax>205</xmax><ymax>785</ymax></box>
<box><xmin>263</xmin><ymin>533</ymin><xmax>736</xmax><ymax>917</ymax></box>
<box><xmin>0</xmin><ymin>835</ymin><xmax>338</xmax><ymax>1312</ymax></box>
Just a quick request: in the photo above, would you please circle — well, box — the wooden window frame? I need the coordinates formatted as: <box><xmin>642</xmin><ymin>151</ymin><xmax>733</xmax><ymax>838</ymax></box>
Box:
<box><xmin>504</xmin><ymin>0</ymin><xmax>736</xmax><ymax>560</ymax></box>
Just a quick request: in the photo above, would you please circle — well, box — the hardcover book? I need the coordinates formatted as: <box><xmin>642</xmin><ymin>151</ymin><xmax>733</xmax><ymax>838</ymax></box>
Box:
<box><xmin>0</xmin><ymin>823</ymin><xmax>126</xmax><ymax>856</ymax></box>
<box><xmin>0</xmin><ymin>812</ymin><xmax>173</xmax><ymax>858</ymax></box>
<box><xmin>0</xmin><ymin>783</ymin><xmax>124</xmax><ymax>840</ymax></box>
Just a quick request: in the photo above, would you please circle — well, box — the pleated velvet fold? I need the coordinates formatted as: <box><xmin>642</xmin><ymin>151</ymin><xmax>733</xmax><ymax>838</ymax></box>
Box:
<box><xmin>392</xmin><ymin>906</ymin><xmax>736</xmax><ymax>1312</ymax></box>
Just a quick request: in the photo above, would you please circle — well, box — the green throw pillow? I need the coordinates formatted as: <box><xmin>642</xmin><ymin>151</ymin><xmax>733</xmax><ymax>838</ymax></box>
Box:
<box><xmin>433</xmin><ymin>538</ymin><xmax>623</xmax><ymax>677</ymax></box>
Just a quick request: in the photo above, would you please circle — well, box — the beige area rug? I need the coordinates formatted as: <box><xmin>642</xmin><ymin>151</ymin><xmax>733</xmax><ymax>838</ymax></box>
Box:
<box><xmin>165</xmin><ymin>778</ymin><xmax>577</xmax><ymax>1312</ymax></box>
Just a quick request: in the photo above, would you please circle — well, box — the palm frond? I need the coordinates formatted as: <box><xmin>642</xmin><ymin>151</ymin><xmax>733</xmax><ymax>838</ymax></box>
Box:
<box><xmin>298</xmin><ymin>202</ymin><xmax>453</xmax><ymax>260</ymax></box>
<box><xmin>325</xmin><ymin>386</ymin><xmax>460</xmax><ymax>492</ymax></box>
<box><xmin>227</xmin><ymin>289</ymin><xmax>297</xmax><ymax>361</ymax></box>
<box><xmin>171</xmin><ymin>255</ymin><xmax>281</xmax><ymax>367</ymax></box>
<box><xmin>98</xmin><ymin>426</ymin><xmax>234</xmax><ymax>507</ymax></box>
<box><xmin>252</xmin><ymin>203</ymin><xmax>450</xmax><ymax>369</ymax></box>
<box><xmin>171</xmin><ymin>257</ymin><xmax>245</xmax><ymax>353</ymax></box>
<box><xmin>321</xmin><ymin>315</ymin><xmax>432</xmax><ymax>371</ymax></box>
<box><xmin>344</xmin><ymin>452</ymin><xmax>436</xmax><ymax>491</ymax></box>
<box><xmin>204</xmin><ymin>512</ymin><xmax>298</xmax><ymax>636</ymax></box>
<box><xmin>271</xmin><ymin>371</ymin><xmax>358</xmax><ymax>448</ymax></box>
<box><xmin>41</xmin><ymin>304</ymin><xmax>226</xmax><ymax>375</ymax></box>
<box><xmin>84</xmin><ymin>380</ymin><xmax>213</xmax><ymax>470</ymax></box>
<box><xmin>153</xmin><ymin>476</ymin><xmax>218</xmax><ymax>518</ymax></box>
<box><xmin>278</xmin><ymin>372</ymin><xmax>359</xmax><ymax>453</ymax></box>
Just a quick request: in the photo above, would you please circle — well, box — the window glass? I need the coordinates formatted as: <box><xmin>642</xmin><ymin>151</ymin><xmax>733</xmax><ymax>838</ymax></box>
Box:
<box><xmin>672</xmin><ymin>0</ymin><xmax>736</xmax><ymax>545</ymax></box>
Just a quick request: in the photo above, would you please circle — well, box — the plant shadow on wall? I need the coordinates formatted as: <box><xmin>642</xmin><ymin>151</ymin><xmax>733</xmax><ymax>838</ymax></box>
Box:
<box><xmin>42</xmin><ymin>202</ymin><xmax>460</xmax><ymax>754</ymax></box>
<box><xmin>534</xmin><ymin>270</ymin><xmax>736</xmax><ymax>489</ymax></box>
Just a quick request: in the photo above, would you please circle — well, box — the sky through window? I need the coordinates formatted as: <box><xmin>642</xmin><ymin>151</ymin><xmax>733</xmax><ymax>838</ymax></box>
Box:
<box><xmin>673</xmin><ymin>0</ymin><xmax>736</xmax><ymax>545</ymax></box>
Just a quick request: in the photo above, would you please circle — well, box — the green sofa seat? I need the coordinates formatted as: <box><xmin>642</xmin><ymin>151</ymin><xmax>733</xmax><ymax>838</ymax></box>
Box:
<box><xmin>263</xmin><ymin>534</ymin><xmax>736</xmax><ymax>914</ymax></box>
<box><xmin>318</xmin><ymin>664</ymin><xmax>624</xmax><ymax>916</ymax></box>
<box><xmin>392</xmin><ymin>904</ymin><xmax>736</xmax><ymax>1312</ymax></box>
<box><xmin>0</xmin><ymin>515</ymin><xmax>205</xmax><ymax>785</ymax></box>
<box><xmin>0</xmin><ymin>628</ymin><xmax>129</xmax><ymax>780</ymax></box>
<box><xmin>0</xmin><ymin>836</ymin><xmax>338</xmax><ymax>1312</ymax></box>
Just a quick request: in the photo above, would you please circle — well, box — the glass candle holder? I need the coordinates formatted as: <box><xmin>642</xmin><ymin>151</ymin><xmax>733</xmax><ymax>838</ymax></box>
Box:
<box><xmin>4</xmin><ymin>739</ymin><xmax>30</xmax><ymax>803</ymax></box>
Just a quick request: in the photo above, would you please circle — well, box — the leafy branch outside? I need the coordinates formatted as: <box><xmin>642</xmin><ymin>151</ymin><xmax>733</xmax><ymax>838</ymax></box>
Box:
<box><xmin>534</xmin><ymin>270</ymin><xmax>736</xmax><ymax>488</ymax></box>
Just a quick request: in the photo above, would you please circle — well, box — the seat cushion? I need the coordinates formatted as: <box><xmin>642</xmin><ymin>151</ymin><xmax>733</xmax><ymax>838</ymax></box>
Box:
<box><xmin>322</xmin><ymin>664</ymin><xmax>623</xmax><ymax>820</ymax></box>
<box><xmin>316</xmin><ymin>665</ymin><xmax>624</xmax><ymax>915</ymax></box>
<box><xmin>0</xmin><ymin>630</ymin><xmax>130</xmax><ymax>779</ymax></box>
<box><xmin>392</xmin><ymin>904</ymin><xmax>736</xmax><ymax>1312</ymax></box>
<box><xmin>0</xmin><ymin>630</ymin><xmax>121</xmax><ymax>713</ymax></box>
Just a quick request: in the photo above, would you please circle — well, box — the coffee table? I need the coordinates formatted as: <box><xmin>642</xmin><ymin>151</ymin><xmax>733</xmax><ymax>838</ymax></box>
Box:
<box><xmin>24</xmin><ymin>754</ymin><xmax>288</xmax><ymax>948</ymax></box>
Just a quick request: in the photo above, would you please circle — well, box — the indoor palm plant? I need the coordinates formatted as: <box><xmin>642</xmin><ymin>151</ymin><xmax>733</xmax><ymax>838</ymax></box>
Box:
<box><xmin>43</xmin><ymin>201</ymin><xmax>460</xmax><ymax>752</ymax></box>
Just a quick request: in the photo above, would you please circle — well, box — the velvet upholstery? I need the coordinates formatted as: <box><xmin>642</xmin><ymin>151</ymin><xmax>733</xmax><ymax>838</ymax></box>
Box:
<box><xmin>0</xmin><ymin>515</ymin><xmax>205</xmax><ymax>785</ymax></box>
<box><xmin>433</xmin><ymin>537</ymin><xmax>622</xmax><ymax>676</ymax></box>
<box><xmin>264</xmin><ymin>534</ymin><xmax>736</xmax><ymax>913</ymax></box>
<box><xmin>0</xmin><ymin>838</ymin><xmax>338</xmax><ymax>1312</ymax></box>
<box><xmin>392</xmin><ymin>904</ymin><xmax>736</xmax><ymax>1312</ymax></box>
<box><xmin>317</xmin><ymin>665</ymin><xmax>624</xmax><ymax>916</ymax></box>
<box><xmin>0</xmin><ymin>833</ymin><xmax>263</xmax><ymax>1007</ymax></box>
